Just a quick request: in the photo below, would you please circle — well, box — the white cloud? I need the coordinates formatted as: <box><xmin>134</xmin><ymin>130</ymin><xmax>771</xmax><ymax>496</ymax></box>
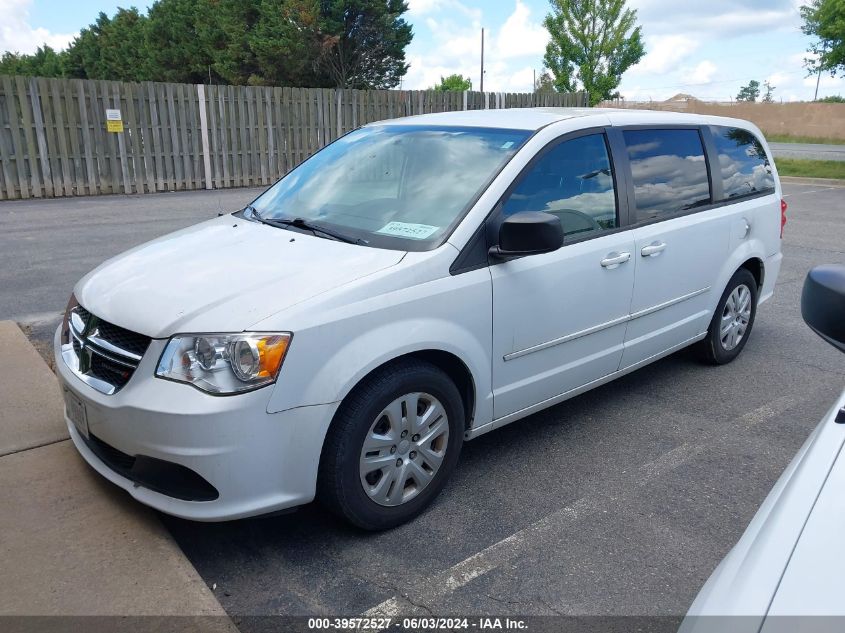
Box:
<box><xmin>0</xmin><ymin>0</ymin><xmax>76</xmax><ymax>54</ymax></box>
<box><xmin>629</xmin><ymin>35</ymin><xmax>699</xmax><ymax>75</ymax></box>
<box><xmin>407</xmin><ymin>0</ymin><xmax>447</xmax><ymax>14</ymax></box>
<box><xmin>495</xmin><ymin>1</ymin><xmax>548</xmax><ymax>59</ymax></box>
<box><xmin>627</xmin><ymin>0</ymin><xmax>802</xmax><ymax>37</ymax></box>
<box><xmin>404</xmin><ymin>1</ymin><xmax>546</xmax><ymax>92</ymax></box>
<box><xmin>689</xmin><ymin>61</ymin><xmax>717</xmax><ymax>85</ymax></box>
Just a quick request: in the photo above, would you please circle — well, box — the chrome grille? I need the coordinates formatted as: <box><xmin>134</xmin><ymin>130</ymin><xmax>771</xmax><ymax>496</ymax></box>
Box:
<box><xmin>61</xmin><ymin>305</ymin><xmax>151</xmax><ymax>395</ymax></box>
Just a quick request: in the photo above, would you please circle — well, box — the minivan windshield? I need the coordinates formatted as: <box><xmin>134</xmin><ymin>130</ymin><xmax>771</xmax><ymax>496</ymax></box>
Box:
<box><xmin>251</xmin><ymin>125</ymin><xmax>531</xmax><ymax>250</ymax></box>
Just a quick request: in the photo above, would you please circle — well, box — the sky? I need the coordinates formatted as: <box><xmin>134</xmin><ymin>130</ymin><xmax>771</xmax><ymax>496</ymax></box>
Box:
<box><xmin>1</xmin><ymin>0</ymin><xmax>843</xmax><ymax>102</ymax></box>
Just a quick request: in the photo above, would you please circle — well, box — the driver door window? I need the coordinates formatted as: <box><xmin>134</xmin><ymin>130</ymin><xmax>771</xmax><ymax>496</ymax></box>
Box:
<box><xmin>502</xmin><ymin>133</ymin><xmax>618</xmax><ymax>242</ymax></box>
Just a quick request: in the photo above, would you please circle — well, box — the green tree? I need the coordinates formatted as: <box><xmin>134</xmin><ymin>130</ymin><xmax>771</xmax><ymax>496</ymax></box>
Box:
<box><xmin>0</xmin><ymin>0</ymin><xmax>413</xmax><ymax>88</ymax></box>
<box><xmin>819</xmin><ymin>94</ymin><xmax>845</xmax><ymax>102</ymax></box>
<box><xmin>534</xmin><ymin>70</ymin><xmax>555</xmax><ymax>93</ymax></box>
<box><xmin>315</xmin><ymin>0</ymin><xmax>413</xmax><ymax>89</ymax></box>
<box><xmin>0</xmin><ymin>46</ymin><xmax>65</xmax><ymax>77</ymax></box>
<box><xmin>543</xmin><ymin>0</ymin><xmax>644</xmax><ymax>106</ymax></box>
<box><xmin>762</xmin><ymin>80</ymin><xmax>775</xmax><ymax>103</ymax></box>
<box><xmin>250</xmin><ymin>0</ymin><xmax>328</xmax><ymax>86</ymax></box>
<box><xmin>146</xmin><ymin>0</ymin><xmax>214</xmax><ymax>83</ymax></box>
<box><xmin>193</xmin><ymin>0</ymin><xmax>262</xmax><ymax>85</ymax></box>
<box><xmin>431</xmin><ymin>73</ymin><xmax>471</xmax><ymax>91</ymax></box>
<box><xmin>801</xmin><ymin>0</ymin><xmax>845</xmax><ymax>76</ymax></box>
<box><xmin>62</xmin><ymin>9</ymin><xmax>152</xmax><ymax>81</ymax></box>
<box><xmin>736</xmin><ymin>80</ymin><xmax>760</xmax><ymax>102</ymax></box>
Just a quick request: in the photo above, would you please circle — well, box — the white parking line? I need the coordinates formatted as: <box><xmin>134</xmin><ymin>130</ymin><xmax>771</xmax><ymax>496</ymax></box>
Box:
<box><xmin>361</xmin><ymin>391</ymin><xmax>813</xmax><ymax>616</ymax></box>
<box><xmin>363</xmin><ymin>496</ymin><xmax>599</xmax><ymax>617</ymax></box>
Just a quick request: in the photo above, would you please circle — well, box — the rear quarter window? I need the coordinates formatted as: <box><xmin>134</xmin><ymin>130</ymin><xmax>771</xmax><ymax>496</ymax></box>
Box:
<box><xmin>623</xmin><ymin>128</ymin><xmax>712</xmax><ymax>220</ymax></box>
<box><xmin>711</xmin><ymin>126</ymin><xmax>775</xmax><ymax>199</ymax></box>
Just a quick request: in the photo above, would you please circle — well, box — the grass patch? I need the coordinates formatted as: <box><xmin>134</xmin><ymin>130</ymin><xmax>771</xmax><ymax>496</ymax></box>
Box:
<box><xmin>767</xmin><ymin>133</ymin><xmax>845</xmax><ymax>145</ymax></box>
<box><xmin>775</xmin><ymin>158</ymin><xmax>845</xmax><ymax>180</ymax></box>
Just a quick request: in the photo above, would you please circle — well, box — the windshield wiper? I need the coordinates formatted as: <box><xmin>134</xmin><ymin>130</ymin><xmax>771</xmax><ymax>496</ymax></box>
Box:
<box><xmin>248</xmin><ymin>208</ymin><xmax>366</xmax><ymax>245</ymax></box>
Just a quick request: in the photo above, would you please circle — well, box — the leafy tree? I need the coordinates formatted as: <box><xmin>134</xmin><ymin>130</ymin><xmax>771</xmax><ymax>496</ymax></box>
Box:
<box><xmin>0</xmin><ymin>46</ymin><xmax>65</xmax><ymax>76</ymax></box>
<box><xmin>432</xmin><ymin>73</ymin><xmax>471</xmax><ymax>91</ymax></box>
<box><xmin>818</xmin><ymin>94</ymin><xmax>845</xmax><ymax>102</ymax></box>
<box><xmin>193</xmin><ymin>0</ymin><xmax>262</xmax><ymax>85</ymax></box>
<box><xmin>62</xmin><ymin>9</ymin><xmax>152</xmax><ymax>81</ymax></box>
<box><xmin>315</xmin><ymin>0</ymin><xmax>413</xmax><ymax>89</ymax></box>
<box><xmin>543</xmin><ymin>0</ymin><xmax>645</xmax><ymax>106</ymax></box>
<box><xmin>250</xmin><ymin>0</ymin><xmax>330</xmax><ymax>87</ymax></box>
<box><xmin>762</xmin><ymin>80</ymin><xmax>775</xmax><ymax>103</ymax></box>
<box><xmin>0</xmin><ymin>0</ymin><xmax>413</xmax><ymax>88</ymax></box>
<box><xmin>801</xmin><ymin>0</ymin><xmax>845</xmax><ymax>76</ymax></box>
<box><xmin>146</xmin><ymin>0</ymin><xmax>214</xmax><ymax>83</ymax></box>
<box><xmin>736</xmin><ymin>80</ymin><xmax>760</xmax><ymax>102</ymax></box>
<box><xmin>534</xmin><ymin>70</ymin><xmax>555</xmax><ymax>94</ymax></box>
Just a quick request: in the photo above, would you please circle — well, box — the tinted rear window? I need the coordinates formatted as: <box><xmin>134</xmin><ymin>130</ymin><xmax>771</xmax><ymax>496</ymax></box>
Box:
<box><xmin>624</xmin><ymin>129</ymin><xmax>711</xmax><ymax>219</ymax></box>
<box><xmin>711</xmin><ymin>126</ymin><xmax>775</xmax><ymax>199</ymax></box>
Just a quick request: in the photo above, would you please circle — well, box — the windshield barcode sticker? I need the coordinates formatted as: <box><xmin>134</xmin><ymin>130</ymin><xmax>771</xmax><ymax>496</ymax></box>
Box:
<box><xmin>376</xmin><ymin>222</ymin><xmax>439</xmax><ymax>240</ymax></box>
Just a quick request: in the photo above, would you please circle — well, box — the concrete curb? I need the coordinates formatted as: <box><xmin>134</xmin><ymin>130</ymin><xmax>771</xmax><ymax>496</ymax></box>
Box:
<box><xmin>780</xmin><ymin>176</ymin><xmax>845</xmax><ymax>187</ymax></box>
<box><xmin>0</xmin><ymin>320</ymin><xmax>66</xmax><ymax>456</ymax></box>
<box><xmin>0</xmin><ymin>320</ymin><xmax>235</xmax><ymax>627</ymax></box>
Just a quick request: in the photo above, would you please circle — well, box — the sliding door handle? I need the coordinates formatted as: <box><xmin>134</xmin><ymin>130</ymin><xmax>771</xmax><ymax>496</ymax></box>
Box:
<box><xmin>600</xmin><ymin>252</ymin><xmax>631</xmax><ymax>269</ymax></box>
<box><xmin>641</xmin><ymin>241</ymin><xmax>667</xmax><ymax>257</ymax></box>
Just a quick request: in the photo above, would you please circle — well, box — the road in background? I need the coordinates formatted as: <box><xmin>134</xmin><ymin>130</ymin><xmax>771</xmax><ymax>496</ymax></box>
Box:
<box><xmin>2</xmin><ymin>183</ymin><xmax>844</xmax><ymax>622</ymax></box>
<box><xmin>770</xmin><ymin>142</ymin><xmax>845</xmax><ymax>162</ymax></box>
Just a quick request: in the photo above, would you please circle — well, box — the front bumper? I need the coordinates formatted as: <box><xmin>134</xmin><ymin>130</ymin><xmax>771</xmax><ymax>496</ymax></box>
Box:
<box><xmin>54</xmin><ymin>326</ymin><xmax>339</xmax><ymax>521</ymax></box>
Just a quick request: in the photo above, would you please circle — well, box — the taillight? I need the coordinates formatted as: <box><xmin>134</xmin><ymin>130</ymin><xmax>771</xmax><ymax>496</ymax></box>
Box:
<box><xmin>780</xmin><ymin>198</ymin><xmax>788</xmax><ymax>239</ymax></box>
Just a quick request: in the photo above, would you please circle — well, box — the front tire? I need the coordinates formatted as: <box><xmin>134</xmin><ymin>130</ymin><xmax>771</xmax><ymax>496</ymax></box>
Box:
<box><xmin>318</xmin><ymin>358</ymin><xmax>464</xmax><ymax>530</ymax></box>
<box><xmin>700</xmin><ymin>268</ymin><xmax>758</xmax><ymax>365</ymax></box>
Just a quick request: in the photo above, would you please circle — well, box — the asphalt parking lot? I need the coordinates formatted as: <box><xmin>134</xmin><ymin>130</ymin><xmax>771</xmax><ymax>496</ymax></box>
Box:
<box><xmin>1</xmin><ymin>182</ymin><xmax>844</xmax><ymax>625</ymax></box>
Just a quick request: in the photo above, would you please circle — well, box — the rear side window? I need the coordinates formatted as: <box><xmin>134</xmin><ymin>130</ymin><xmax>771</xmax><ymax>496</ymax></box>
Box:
<box><xmin>623</xmin><ymin>129</ymin><xmax>711</xmax><ymax>219</ymax></box>
<box><xmin>502</xmin><ymin>133</ymin><xmax>618</xmax><ymax>242</ymax></box>
<box><xmin>711</xmin><ymin>126</ymin><xmax>775</xmax><ymax>199</ymax></box>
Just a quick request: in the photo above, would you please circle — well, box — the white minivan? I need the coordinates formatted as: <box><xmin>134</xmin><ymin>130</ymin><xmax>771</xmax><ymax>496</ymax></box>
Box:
<box><xmin>56</xmin><ymin>108</ymin><xmax>785</xmax><ymax>529</ymax></box>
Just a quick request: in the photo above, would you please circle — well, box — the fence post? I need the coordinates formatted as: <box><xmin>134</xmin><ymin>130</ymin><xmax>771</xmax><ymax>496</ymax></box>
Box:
<box><xmin>29</xmin><ymin>78</ymin><xmax>53</xmax><ymax>197</ymax></box>
<box><xmin>196</xmin><ymin>83</ymin><xmax>213</xmax><ymax>190</ymax></box>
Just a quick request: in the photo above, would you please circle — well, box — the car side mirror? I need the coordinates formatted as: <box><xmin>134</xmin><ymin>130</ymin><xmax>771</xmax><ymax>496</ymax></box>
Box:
<box><xmin>801</xmin><ymin>264</ymin><xmax>845</xmax><ymax>353</ymax></box>
<box><xmin>489</xmin><ymin>211</ymin><xmax>564</xmax><ymax>261</ymax></box>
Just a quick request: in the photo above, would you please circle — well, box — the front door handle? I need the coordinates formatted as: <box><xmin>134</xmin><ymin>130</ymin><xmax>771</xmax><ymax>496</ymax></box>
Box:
<box><xmin>600</xmin><ymin>251</ymin><xmax>631</xmax><ymax>269</ymax></box>
<box><xmin>641</xmin><ymin>241</ymin><xmax>667</xmax><ymax>257</ymax></box>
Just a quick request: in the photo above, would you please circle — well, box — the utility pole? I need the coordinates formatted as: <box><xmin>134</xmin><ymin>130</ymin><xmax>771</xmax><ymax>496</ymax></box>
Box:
<box><xmin>480</xmin><ymin>28</ymin><xmax>485</xmax><ymax>94</ymax></box>
<box><xmin>814</xmin><ymin>44</ymin><xmax>826</xmax><ymax>101</ymax></box>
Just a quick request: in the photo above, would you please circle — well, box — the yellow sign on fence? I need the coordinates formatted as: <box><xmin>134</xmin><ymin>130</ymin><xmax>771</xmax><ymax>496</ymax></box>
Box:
<box><xmin>106</xmin><ymin>108</ymin><xmax>123</xmax><ymax>133</ymax></box>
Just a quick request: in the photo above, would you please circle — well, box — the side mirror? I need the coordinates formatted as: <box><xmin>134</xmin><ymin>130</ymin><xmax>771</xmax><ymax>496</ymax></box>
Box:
<box><xmin>801</xmin><ymin>264</ymin><xmax>845</xmax><ymax>353</ymax></box>
<box><xmin>489</xmin><ymin>211</ymin><xmax>564</xmax><ymax>261</ymax></box>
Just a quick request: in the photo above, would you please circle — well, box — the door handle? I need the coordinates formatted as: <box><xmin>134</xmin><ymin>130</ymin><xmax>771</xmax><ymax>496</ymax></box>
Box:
<box><xmin>600</xmin><ymin>251</ymin><xmax>631</xmax><ymax>269</ymax></box>
<box><xmin>641</xmin><ymin>241</ymin><xmax>667</xmax><ymax>257</ymax></box>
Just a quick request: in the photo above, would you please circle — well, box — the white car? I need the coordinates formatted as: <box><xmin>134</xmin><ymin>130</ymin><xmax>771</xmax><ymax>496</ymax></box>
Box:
<box><xmin>56</xmin><ymin>108</ymin><xmax>785</xmax><ymax>529</ymax></box>
<box><xmin>683</xmin><ymin>265</ymin><xmax>845</xmax><ymax>631</ymax></box>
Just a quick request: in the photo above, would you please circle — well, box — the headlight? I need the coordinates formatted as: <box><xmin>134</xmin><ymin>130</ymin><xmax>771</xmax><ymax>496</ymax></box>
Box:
<box><xmin>155</xmin><ymin>332</ymin><xmax>292</xmax><ymax>395</ymax></box>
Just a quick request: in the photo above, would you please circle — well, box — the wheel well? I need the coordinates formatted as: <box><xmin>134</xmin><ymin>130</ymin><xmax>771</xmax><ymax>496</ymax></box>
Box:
<box><xmin>740</xmin><ymin>258</ymin><xmax>764</xmax><ymax>290</ymax></box>
<box><xmin>402</xmin><ymin>350</ymin><xmax>476</xmax><ymax>429</ymax></box>
<box><xmin>340</xmin><ymin>350</ymin><xmax>476</xmax><ymax>429</ymax></box>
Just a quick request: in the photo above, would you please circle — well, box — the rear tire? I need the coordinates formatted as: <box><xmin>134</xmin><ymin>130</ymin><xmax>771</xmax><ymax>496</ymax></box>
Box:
<box><xmin>700</xmin><ymin>268</ymin><xmax>758</xmax><ymax>365</ymax></box>
<box><xmin>318</xmin><ymin>358</ymin><xmax>464</xmax><ymax>530</ymax></box>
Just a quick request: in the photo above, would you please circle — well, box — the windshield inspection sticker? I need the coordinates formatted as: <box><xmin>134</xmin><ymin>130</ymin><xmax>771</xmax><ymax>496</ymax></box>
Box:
<box><xmin>376</xmin><ymin>222</ymin><xmax>439</xmax><ymax>240</ymax></box>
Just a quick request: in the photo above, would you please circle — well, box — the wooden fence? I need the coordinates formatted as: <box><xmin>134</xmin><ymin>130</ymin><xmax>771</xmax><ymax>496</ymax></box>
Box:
<box><xmin>0</xmin><ymin>76</ymin><xmax>587</xmax><ymax>200</ymax></box>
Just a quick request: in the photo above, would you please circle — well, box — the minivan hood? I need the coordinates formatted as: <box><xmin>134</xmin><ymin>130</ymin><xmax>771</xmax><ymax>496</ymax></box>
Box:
<box><xmin>76</xmin><ymin>216</ymin><xmax>405</xmax><ymax>338</ymax></box>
